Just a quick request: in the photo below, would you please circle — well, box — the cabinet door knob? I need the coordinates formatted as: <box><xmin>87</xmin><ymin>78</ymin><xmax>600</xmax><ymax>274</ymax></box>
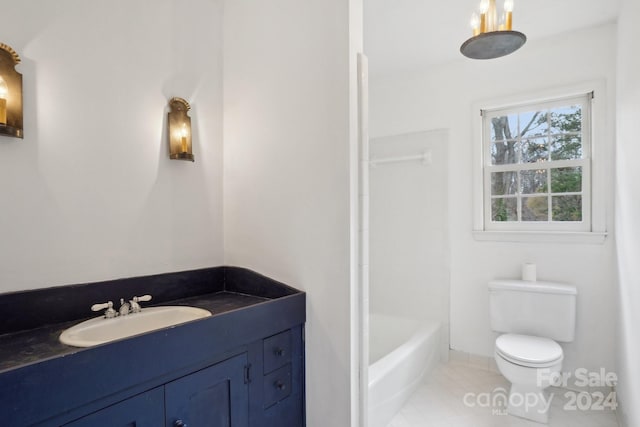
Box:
<box><xmin>174</xmin><ymin>420</ymin><xmax>187</xmax><ymax>427</ymax></box>
<box><xmin>275</xmin><ymin>348</ymin><xmax>285</xmax><ymax>356</ymax></box>
<box><xmin>275</xmin><ymin>381</ymin><xmax>286</xmax><ymax>391</ymax></box>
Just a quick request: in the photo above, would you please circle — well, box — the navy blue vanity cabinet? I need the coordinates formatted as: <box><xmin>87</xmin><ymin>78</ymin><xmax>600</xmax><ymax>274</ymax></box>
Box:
<box><xmin>64</xmin><ymin>353</ymin><xmax>250</xmax><ymax>427</ymax></box>
<box><xmin>248</xmin><ymin>325</ymin><xmax>305</xmax><ymax>427</ymax></box>
<box><xmin>62</xmin><ymin>387</ymin><xmax>165</xmax><ymax>427</ymax></box>
<box><xmin>165</xmin><ymin>353</ymin><xmax>250</xmax><ymax>427</ymax></box>
<box><xmin>0</xmin><ymin>267</ymin><xmax>306</xmax><ymax>427</ymax></box>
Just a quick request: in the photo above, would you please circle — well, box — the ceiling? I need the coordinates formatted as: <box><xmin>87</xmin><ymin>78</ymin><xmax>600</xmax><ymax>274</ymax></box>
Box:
<box><xmin>364</xmin><ymin>0</ymin><xmax>620</xmax><ymax>77</ymax></box>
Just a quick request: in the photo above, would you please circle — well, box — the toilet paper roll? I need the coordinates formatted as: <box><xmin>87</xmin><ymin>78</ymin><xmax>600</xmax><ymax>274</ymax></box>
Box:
<box><xmin>522</xmin><ymin>263</ymin><xmax>537</xmax><ymax>282</ymax></box>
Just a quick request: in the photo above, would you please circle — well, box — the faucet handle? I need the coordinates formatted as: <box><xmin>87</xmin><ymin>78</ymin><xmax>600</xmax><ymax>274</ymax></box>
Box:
<box><xmin>130</xmin><ymin>294</ymin><xmax>152</xmax><ymax>313</ymax></box>
<box><xmin>91</xmin><ymin>301</ymin><xmax>117</xmax><ymax>318</ymax></box>
<box><xmin>133</xmin><ymin>294</ymin><xmax>152</xmax><ymax>303</ymax></box>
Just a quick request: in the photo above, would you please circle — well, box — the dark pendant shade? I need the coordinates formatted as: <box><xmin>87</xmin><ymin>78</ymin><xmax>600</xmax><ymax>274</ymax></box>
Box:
<box><xmin>460</xmin><ymin>31</ymin><xmax>526</xmax><ymax>60</ymax></box>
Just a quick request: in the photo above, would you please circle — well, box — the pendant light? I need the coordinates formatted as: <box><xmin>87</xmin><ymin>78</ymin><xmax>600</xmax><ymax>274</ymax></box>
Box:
<box><xmin>460</xmin><ymin>0</ymin><xmax>526</xmax><ymax>60</ymax></box>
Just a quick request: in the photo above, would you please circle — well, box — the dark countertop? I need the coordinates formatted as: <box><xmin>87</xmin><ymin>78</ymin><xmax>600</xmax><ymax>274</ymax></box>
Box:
<box><xmin>0</xmin><ymin>291</ymin><xmax>269</xmax><ymax>373</ymax></box>
<box><xmin>0</xmin><ymin>267</ymin><xmax>306</xmax><ymax>427</ymax></box>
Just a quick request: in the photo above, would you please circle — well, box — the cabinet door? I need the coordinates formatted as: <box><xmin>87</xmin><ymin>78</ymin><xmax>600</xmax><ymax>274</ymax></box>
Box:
<box><xmin>64</xmin><ymin>387</ymin><xmax>164</xmax><ymax>427</ymax></box>
<box><xmin>165</xmin><ymin>353</ymin><xmax>249</xmax><ymax>427</ymax></box>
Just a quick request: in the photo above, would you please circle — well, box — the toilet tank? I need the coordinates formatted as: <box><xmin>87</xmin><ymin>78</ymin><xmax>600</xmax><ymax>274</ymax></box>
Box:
<box><xmin>489</xmin><ymin>280</ymin><xmax>577</xmax><ymax>342</ymax></box>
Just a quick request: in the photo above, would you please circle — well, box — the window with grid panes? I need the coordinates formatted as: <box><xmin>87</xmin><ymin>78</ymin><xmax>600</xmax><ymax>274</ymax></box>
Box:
<box><xmin>482</xmin><ymin>93</ymin><xmax>592</xmax><ymax>231</ymax></box>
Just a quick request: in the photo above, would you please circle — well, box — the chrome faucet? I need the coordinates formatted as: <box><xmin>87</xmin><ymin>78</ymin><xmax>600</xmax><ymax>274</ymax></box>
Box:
<box><xmin>119</xmin><ymin>295</ymin><xmax>152</xmax><ymax>316</ymax></box>
<box><xmin>93</xmin><ymin>295</ymin><xmax>153</xmax><ymax>318</ymax></box>
<box><xmin>91</xmin><ymin>301</ymin><xmax>117</xmax><ymax>318</ymax></box>
<box><xmin>130</xmin><ymin>294</ymin><xmax>152</xmax><ymax>313</ymax></box>
<box><xmin>129</xmin><ymin>298</ymin><xmax>141</xmax><ymax>313</ymax></box>
<box><xmin>119</xmin><ymin>298</ymin><xmax>131</xmax><ymax>316</ymax></box>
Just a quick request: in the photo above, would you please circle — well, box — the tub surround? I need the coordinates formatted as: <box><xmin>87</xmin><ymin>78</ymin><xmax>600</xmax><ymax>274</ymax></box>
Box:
<box><xmin>0</xmin><ymin>267</ymin><xmax>306</xmax><ymax>426</ymax></box>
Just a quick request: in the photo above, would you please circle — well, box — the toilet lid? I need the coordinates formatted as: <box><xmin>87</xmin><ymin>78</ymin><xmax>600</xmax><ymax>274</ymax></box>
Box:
<box><xmin>495</xmin><ymin>333</ymin><xmax>563</xmax><ymax>367</ymax></box>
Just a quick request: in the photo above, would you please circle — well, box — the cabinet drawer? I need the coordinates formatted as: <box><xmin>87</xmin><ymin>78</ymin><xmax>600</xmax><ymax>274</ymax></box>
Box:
<box><xmin>263</xmin><ymin>329</ymin><xmax>291</xmax><ymax>374</ymax></box>
<box><xmin>263</xmin><ymin>364</ymin><xmax>292</xmax><ymax>408</ymax></box>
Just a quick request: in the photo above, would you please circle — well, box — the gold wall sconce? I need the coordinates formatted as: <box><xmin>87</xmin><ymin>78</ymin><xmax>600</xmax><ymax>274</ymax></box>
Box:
<box><xmin>168</xmin><ymin>97</ymin><xmax>194</xmax><ymax>162</ymax></box>
<box><xmin>0</xmin><ymin>43</ymin><xmax>23</xmax><ymax>138</ymax></box>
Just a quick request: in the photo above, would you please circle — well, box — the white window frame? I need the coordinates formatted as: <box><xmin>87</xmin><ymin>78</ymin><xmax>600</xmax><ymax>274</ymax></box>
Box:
<box><xmin>472</xmin><ymin>82</ymin><xmax>608</xmax><ymax>244</ymax></box>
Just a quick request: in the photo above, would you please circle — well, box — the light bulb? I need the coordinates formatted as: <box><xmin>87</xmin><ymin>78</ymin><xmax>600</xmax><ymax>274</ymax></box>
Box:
<box><xmin>504</xmin><ymin>0</ymin><xmax>514</xmax><ymax>13</ymax></box>
<box><xmin>504</xmin><ymin>0</ymin><xmax>513</xmax><ymax>30</ymax></box>
<box><xmin>470</xmin><ymin>13</ymin><xmax>480</xmax><ymax>28</ymax></box>
<box><xmin>180</xmin><ymin>124</ymin><xmax>188</xmax><ymax>153</ymax></box>
<box><xmin>498</xmin><ymin>12</ymin><xmax>506</xmax><ymax>30</ymax></box>
<box><xmin>470</xmin><ymin>13</ymin><xmax>481</xmax><ymax>35</ymax></box>
<box><xmin>479</xmin><ymin>0</ymin><xmax>490</xmax><ymax>13</ymax></box>
<box><xmin>0</xmin><ymin>77</ymin><xmax>7</xmax><ymax>100</ymax></box>
<box><xmin>0</xmin><ymin>76</ymin><xmax>7</xmax><ymax>125</ymax></box>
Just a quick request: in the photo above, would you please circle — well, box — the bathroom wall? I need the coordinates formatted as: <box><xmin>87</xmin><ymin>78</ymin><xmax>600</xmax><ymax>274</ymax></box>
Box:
<box><xmin>369</xmin><ymin>24</ymin><xmax>617</xmax><ymax>375</ymax></box>
<box><xmin>615</xmin><ymin>1</ymin><xmax>640</xmax><ymax>425</ymax></box>
<box><xmin>369</xmin><ymin>130</ymin><xmax>449</xmax><ymax>336</ymax></box>
<box><xmin>223</xmin><ymin>1</ymin><xmax>362</xmax><ymax>426</ymax></box>
<box><xmin>0</xmin><ymin>0</ymin><xmax>224</xmax><ymax>293</ymax></box>
<box><xmin>1</xmin><ymin>1</ymin><xmax>362</xmax><ymax>424</ymax></box>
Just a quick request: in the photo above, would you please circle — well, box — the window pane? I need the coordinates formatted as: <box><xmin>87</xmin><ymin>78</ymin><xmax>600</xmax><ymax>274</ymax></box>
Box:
<box><xmin>491</xmin><ymin>115</ymin><xmax>518</xmax><ymax>165</ymax></box>
<box><xmin>550</xmin><ymin>105</ymin><xmax>581</xmax><ymax>134</ymax></box>
<box><xmin>520</xmin><ymin>170</ymin><xmax>547</xmax><ymax>194</ymax></box>
<box><xmin>490</xmin><ymin>141</ymin><xmax>514</xmax><ymax>165</ymax></box>
<box><xmin>552</xmin><ymin>195</ymin><xmax>582</xmax><ymax>221</ymax></box>
<box><xmin>550</xmin><ymin>135</ymin><xmax>582</xmax><ymax>160</ymax></box>
<box><xmin>491</xmin><ymin>115</ymin><xmax>517</xmax><ymax>141</ymax></box>
<box><xmin>491</xmin><ymin>140</ymin><xmax>518</xmax><ymax>165</ymax></box>
<box><xmin>522</xmin><ymin>196</ymin><xmax>548</xmax><ymax>221</ymax></box>
<box><xmin>521</xmin><ymin>137</ymin><xmax>549</xmax><ymax>163</ymax></box>
<box><xmin>491</xmin><ymin>171</ymin><xmax>517</xmax><ymax>195</ymax></box>
<box><xmin>520</xmin><ymin>110</ymin><xmax>548</xmax><ymax>138</ymax></box>
<box><xmin>551</xmin><ymin>167</ymin><xmax>582</xmax><ymax>193</ymax></box>
<box><xmin>492</xmin><ymin>198</ymin><xmax>517</xmax><ymax>222</ymax></box>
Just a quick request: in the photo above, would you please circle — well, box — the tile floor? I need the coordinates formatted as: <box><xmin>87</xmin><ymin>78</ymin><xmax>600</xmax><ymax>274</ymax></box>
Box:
<box><xmin>388</xmin><ymin>361</ymin><xmax>619</xmax><ymax>427</ymax></box>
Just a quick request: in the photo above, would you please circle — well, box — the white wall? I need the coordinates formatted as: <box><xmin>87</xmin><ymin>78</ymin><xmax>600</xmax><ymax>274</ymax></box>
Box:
<box><xmin>0</xmin><ymin>0</ymin><xmax>224</xmax><ymax>292</ymax></box>
<box><xmin>615</xmin><ymin>1</ymin><xmax>640</xmax><ymax>425</ymax></box>
<box><xmin>369</xmin><ymin>130</ymin><xmax>449</xmax><ymax>332</ymax></box>
<box><xmin>1</xmin><ymin>1</ymin><xmax>363</xmax><ymax>424</ymax></box>
<box><xmin>369</xmin><ymin>24</ymin><xmax>617</xmax><ymax>375</ymax></box>
<box><xmin>223</xmin><ymin>1</ymin><xmax>361</xmax><ymax>426</ymax></box>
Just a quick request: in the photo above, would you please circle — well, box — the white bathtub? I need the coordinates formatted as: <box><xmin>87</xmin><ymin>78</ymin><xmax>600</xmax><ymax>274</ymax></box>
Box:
<box><xmin>368</xmin><ymin>314</ymin><xmax>441</xmax><ymax>427</ymax></box>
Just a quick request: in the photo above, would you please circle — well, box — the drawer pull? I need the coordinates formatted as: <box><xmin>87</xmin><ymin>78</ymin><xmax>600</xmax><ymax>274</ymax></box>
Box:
<box><xmin>275</xmin><ymin>348</ymin><xmax>286</xmax><ymax>357</ymax></box>
<box><xmin>174</xmin><ymin>420</ymin><xmax>187</xmax><ymax>427</ymax></box>
<box><xmin>275</xmin><ymin>381</ymin><xmax>286</xmax><ymax>391</ymax></box>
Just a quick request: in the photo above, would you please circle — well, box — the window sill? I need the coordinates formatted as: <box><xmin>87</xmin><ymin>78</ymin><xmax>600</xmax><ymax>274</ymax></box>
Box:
<box><xmin>472</xmin><ymin>230</ymin><xmax>608</xmax><ymax>244</ymax></box>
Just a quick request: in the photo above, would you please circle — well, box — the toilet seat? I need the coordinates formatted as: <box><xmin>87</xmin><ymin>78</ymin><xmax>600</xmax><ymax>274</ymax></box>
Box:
<box><xmin>495</xmin><ymin>333</ymin><xmax>563</xmax><ymax>368</ymax></box>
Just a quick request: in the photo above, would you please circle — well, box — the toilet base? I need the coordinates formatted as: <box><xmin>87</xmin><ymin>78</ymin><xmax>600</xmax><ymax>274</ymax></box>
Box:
<box><xmin>507</xmin><ymin>384</ymin><xmax>554</xmax><ymax>424</ymax></box>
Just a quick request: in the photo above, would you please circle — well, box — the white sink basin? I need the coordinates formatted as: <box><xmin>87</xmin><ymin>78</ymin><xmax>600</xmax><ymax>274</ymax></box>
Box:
<box><xmin>59</xmin><ymin>306</ymin><xmax>212</xmax><ymax>347</ymax></box>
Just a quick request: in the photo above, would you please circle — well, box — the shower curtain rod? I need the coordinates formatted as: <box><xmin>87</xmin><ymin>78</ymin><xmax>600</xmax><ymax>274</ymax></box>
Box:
<box><xmin>369</xmin><ymin>151</ymin><xmax>432</xmax><ymax>167</ymax></box>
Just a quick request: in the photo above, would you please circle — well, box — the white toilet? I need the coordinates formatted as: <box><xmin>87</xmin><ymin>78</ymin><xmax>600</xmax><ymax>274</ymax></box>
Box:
<box><xmin>489</xmin><ymin>280</ymin><xmax>577</xmax><ymax>424</ymax></box>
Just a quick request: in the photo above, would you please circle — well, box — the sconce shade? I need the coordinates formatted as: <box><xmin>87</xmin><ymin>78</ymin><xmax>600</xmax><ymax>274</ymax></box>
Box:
<box><xmin>0</xmin><ymin>43</ymin><xmax>23</xmax><ymax>138</ymax></box>
<box><xmin>168</xmin><ymin>97</ymin><xmax>194</xmax><ymax>162</ymax></box>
